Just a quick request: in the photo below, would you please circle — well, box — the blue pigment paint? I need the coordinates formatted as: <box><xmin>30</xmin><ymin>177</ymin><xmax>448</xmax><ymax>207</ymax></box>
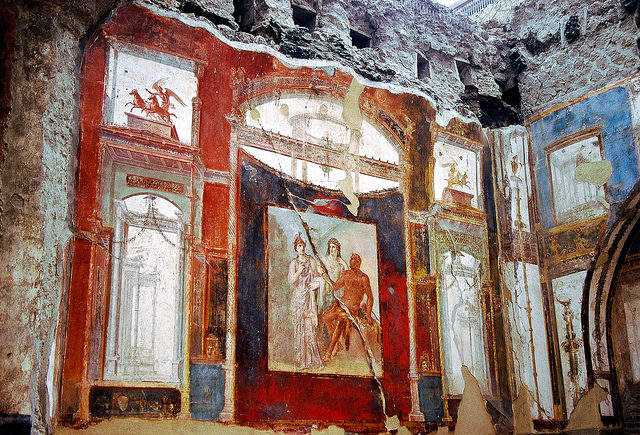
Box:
<box><xmin>189</xmin><ymin>363</ymin><xmax>225</xmax><ymax>421</ymax></box>
<box><xmin>418</xmin><ymin>376</ymin><xmax>444</xmax><ymax>421</ymax></box>
<box><xmin>529</xmin><ymin>86</ymin><xmax>638</xmax><ymax>229</ymax></box>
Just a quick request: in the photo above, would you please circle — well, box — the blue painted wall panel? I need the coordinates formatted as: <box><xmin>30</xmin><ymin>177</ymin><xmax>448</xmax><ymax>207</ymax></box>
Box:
<box><xmin>189</xmin><ymin>363</ymin><xmax>225</xmax><ymax>421</ymax></box>
<box><xmin>418</xmin><ymin>376</ymin><xmax>444</xmax><ymax>421</ymax></box>
<box><xmin>529</xmin><ymin>86</ymin><xmax>638</xmax><ymax>229</ymax></box>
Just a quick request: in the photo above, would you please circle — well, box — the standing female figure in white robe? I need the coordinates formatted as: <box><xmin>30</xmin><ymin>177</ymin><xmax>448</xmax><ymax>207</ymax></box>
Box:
<box><xmin>289</xmin><ymin>234</ymin><xmax>325</xmax><ymax>370</ymax></box>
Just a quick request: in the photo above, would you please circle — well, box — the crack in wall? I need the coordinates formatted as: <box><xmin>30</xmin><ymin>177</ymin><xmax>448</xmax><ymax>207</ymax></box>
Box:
<box><xmin>245</xmin><ymin>78</ymin><xmax>396</xmax><ymax>429</ymax></box>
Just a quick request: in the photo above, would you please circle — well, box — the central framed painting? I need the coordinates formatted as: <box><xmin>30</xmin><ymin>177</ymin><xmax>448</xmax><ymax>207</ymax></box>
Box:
<box><xmin>266</xmin><ymin>205</ymin><xmax>382</xmax><ymax>377</ymax></box>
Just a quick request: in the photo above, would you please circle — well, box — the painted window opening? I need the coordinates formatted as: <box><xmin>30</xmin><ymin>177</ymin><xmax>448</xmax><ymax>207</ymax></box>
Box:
<box><xmin>104</xmin><ymin>194</ymin><xmax>186</xmax><ymax>384</ymax></box>
<box><xmin>433</xmin><ymin>134</ymin><xmax>482</xmax><ymax>209</ymax></box>
<box><xmin>546</xmin><ymin>132</ymin><xmax>610</xmax><ymax>226</ymax></box>
<box><xmin>243</xmin><ymin>95</ymin><xmax>400</xmax><ymax>193</ymax></box>
<box><xmin>103</xmin><ymin>40</ymin><xmax>198</xmax><ymax>146</ymax></box>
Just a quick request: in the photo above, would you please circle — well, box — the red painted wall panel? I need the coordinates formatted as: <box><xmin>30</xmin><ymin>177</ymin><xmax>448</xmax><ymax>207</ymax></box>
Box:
<box><xmin>75</xmin><ymin>35</ymin><xmax>106</xmax><ymax>232</ymax></box>
<box><xmin>202</xmin><ymin>182</ymin><xmax>229</xmax><ymax>250</ymax></box>
<box><xmin>61</xmin><ymin>237</ymin><xmax>92</xmax><ymax>381</ymax></box>
<box><xmin>67</xmin><ymin>4</ymin><xmax>420</xmax><ymax>426</ymax></box>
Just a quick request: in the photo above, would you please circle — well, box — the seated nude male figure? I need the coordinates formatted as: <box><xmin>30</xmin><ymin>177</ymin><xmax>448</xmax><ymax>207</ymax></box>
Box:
<box><xmin>322</xmin><ymin>253</ymin><xmax>373</xmax><ymax>361</ymax></box>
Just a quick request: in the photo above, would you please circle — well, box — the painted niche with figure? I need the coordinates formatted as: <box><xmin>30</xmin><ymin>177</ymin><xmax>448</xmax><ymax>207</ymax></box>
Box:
<box><xmin>266</xmin><ymin>206</ymin><xmax>382</xmax><ymax>377</ymax></box>
<box><xmin>439</xmin><ymin>249</ymin><xmax>490</xmax><ymax>395</ymax></box>
<box><xmin>102</xmin><ymin>40</ymin><xmax>199</xmax><ymax>145</ymax></box>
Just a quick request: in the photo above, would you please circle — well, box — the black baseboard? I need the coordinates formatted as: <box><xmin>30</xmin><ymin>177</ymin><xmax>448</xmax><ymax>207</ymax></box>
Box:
<box><xmin>0</xmin><ymin>414</ymin><xmax>32</xmax><ymax>435</ymax></box>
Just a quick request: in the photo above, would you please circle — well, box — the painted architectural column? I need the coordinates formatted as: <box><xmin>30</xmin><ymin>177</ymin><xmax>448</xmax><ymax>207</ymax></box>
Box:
<box><xmin>427</xmin><ymin>213</ymin><xmax>451</xmax><ymax>423</ymax></box>
<box><xmin>177</xmin><ymin>209</ymin><xmax>191</xmax><ymax>416</ymax></box>
<box><xmin>220</xmin><ymin>121</ymin><xmax>240</xmax><ymax>421</ymax></box>
<box><xmin>401</xmin><ymin>166</ymin><xmax>425</xmax><ymax>422</ymax></box>
<box><xmin>104</xmin><ymin>200</ymin><xmax>126</xmax><ymax>378</ymax></box>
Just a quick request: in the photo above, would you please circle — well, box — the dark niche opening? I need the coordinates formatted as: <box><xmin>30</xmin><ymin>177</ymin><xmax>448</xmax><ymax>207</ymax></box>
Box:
<box><xmin>350</xmin><ymin>28</ymin><xmax>371</xmax><ymax>49</ymax></box>
<box><xmin>417</xmin><ymin>52</ymin><xmax>431</xmax><ymax>80</ymax></box>
<box><xmin>179</xmin><ymin>1</ymin><xmax>234</xmax><ymax>27</ymax></box>
<box><xmin>292</xmin><ymin>4</ymin><xmax>316</xmax><ymax>32</ymax></box>
<box><xmin>455</xmin><ymin>58</ymin><xmax>474</xmax><ymax>87</ymax></box>
<box><xmin>233</xmin><ymin>0</ymin><xmax>255</xmax><ymax>31</ymax></box>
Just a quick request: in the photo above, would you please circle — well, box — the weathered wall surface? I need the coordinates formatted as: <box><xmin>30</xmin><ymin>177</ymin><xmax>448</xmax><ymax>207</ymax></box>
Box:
<box><xmin>3</xmin><ymin>0</ymin><xmax>640</xmax><ymax>433</ymax></box>
<box><xmin>212</xmin><ymin>0</ymin><xmax>512</xmax><ymax>124</ymax></box>
<box><xmin>480</xmin><ymin>0</ymin><xmax>640</xmax><ymax>118</ymax></box>
<box><xmin>0</xmin><ymin>1</ymin><xmax>493</xmax><ymax>432</ymax></box>
<box><xmin>0</xmin><ymin>0</ymin><xmax>118</xmax><ymax>432</ymax></box>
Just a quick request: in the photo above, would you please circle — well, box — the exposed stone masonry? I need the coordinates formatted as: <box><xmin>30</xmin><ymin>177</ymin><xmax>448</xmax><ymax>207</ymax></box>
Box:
<box><xmin>478</xmin><ymin>0</ymin><xmax>640</xmax><ymax>117</ymax></box>
<box><xmin>0</xmin><ymin>2</ymin><xmax>120</xmax><ymax>433</ymax></box>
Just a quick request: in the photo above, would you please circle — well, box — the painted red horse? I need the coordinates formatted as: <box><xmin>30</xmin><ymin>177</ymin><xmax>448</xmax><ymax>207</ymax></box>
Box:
<box><xmin>125</xmin><ymin>89</ymin><xmax>152</xmax><ymax>117</ymax></box>
<box><xmin>126</xmin><ymin>83</ymin><xmax>182</xmax><ymax>124</ymax></box>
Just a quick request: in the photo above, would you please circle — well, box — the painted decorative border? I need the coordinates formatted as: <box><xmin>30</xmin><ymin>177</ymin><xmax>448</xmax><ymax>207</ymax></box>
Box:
<box><xmin>89</xmin><ymin>386</ymin><xmax>181</xmax><ymax>418</ymax></box>
<box><xmin>542</xmin><ymin>216</ymin><xmax>607</xmax><ymax>263</ymax></box>
<box><xmin>126</xmin><ymin>174</ymin><xmax>185</xmax><ymax>194</ymax></box>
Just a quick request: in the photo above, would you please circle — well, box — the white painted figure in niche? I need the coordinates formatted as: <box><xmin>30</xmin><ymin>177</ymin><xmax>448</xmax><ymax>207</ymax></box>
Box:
<box><xmin>433</xmin><ymin>139</ymin><xmax>481</xmax><ymax>208</ymax></box>
<box><xmin>439</xmin><ymin>250</ymin><xmax>489</xmax><ymax>394</ymax></box>
<box><xmin>104</xmin><ymin>41</ymin><xmax>198</xmax><ymax>144</ymax></box>
<box><xmin>267</xmin><ymin>206</ymin><xmax>382</xmax><ymax>376</ymax></box>
<box><xmin>552</xmin><ymin>271</ymin><xmax>589</xmax><ymax>416</ymax></box>
<box><xmin>548</xmin><ymin>136</ymin><xmax>610</xmax><ymax>225</ymax></box>
<box><xmin>288</xmin><ymin>234</ymin><xmax>325</xmax><ymax>370</ymax></box>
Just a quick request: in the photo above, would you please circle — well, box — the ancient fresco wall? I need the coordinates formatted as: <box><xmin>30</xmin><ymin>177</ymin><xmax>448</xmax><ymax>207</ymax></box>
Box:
<box><xmin>522</xmin><ymin>77</ymin><xmax>640</xmax><ymax>423</ymax></box>
<box><xmin>551</xmin><ymin>270</ymin><xmax>590</xmax><ymax>416</ymax></box>
<box><xmin>0</xmin><ymin>0</ymin><xmax>513</xmax><ymax>428</ymax></box>
<box><xmin>490</xmin><ymin>126</ymin><xmax>556</xmax><ymax>424</ymax></box>
<box><xmin>4</xmin><ymin>0</ymin><xmax>640</xmax><ymax>432</ymax></box>
<box><xmin>50</xmin><ymin>3</ymin><xmax>458</xmax><ymax>432</ymax></box>
<box><xmin>529</xmin><ymin>85</ymin><xmax>637</xmax><ymax>230</ymax></box>
<box><xmin>236</xmin><ymin>155</ymin><xmax>410</xmax><ymax>425</ymax></box>
<box><xmin>420</xmin><ymin>128</ymin><xmax>506</xmax><ymax>425</ymax></box>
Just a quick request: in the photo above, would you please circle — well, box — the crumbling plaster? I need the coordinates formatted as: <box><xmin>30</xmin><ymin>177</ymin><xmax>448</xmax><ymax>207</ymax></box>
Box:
<box><xmin>199</xmin><ymin>0</ymin><xmax>509</xmax><ymax>123</ymax></box>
